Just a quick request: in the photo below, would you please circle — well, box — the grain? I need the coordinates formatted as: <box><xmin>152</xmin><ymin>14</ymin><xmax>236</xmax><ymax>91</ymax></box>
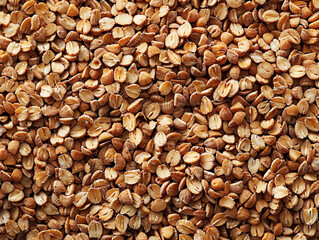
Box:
<box><xmin>0</xmin><ymin>0</ymin><xmax>318</xmax><ymax>239</ymax></box>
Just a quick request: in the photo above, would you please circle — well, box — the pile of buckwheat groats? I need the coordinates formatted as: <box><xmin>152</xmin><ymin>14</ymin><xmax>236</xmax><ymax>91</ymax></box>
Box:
<box><xmin>1</xmin><ymin>0</ymin><xmax>319</xmax><ymax>239</ymax></box>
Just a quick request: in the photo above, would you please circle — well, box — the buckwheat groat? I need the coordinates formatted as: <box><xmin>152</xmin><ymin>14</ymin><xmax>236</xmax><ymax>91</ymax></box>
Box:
<box><xmin>1</xmin><ymin>0</ymin><xmax>319</xmax><ymax>239</ymax></box>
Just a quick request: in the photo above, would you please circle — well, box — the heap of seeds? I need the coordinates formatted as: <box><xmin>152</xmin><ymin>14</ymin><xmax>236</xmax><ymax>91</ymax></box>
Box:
<box><xmin>1</xmin><ymin>0</ymin><xmax>319</xmax><ymax>239</ymax></box>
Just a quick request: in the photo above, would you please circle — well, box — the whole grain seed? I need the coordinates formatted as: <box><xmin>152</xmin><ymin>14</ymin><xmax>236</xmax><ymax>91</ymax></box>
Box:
<box><xmin>0</xmin><ymin>0</ymin><xmax>318</xmax><ymax>239</ymax></box>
